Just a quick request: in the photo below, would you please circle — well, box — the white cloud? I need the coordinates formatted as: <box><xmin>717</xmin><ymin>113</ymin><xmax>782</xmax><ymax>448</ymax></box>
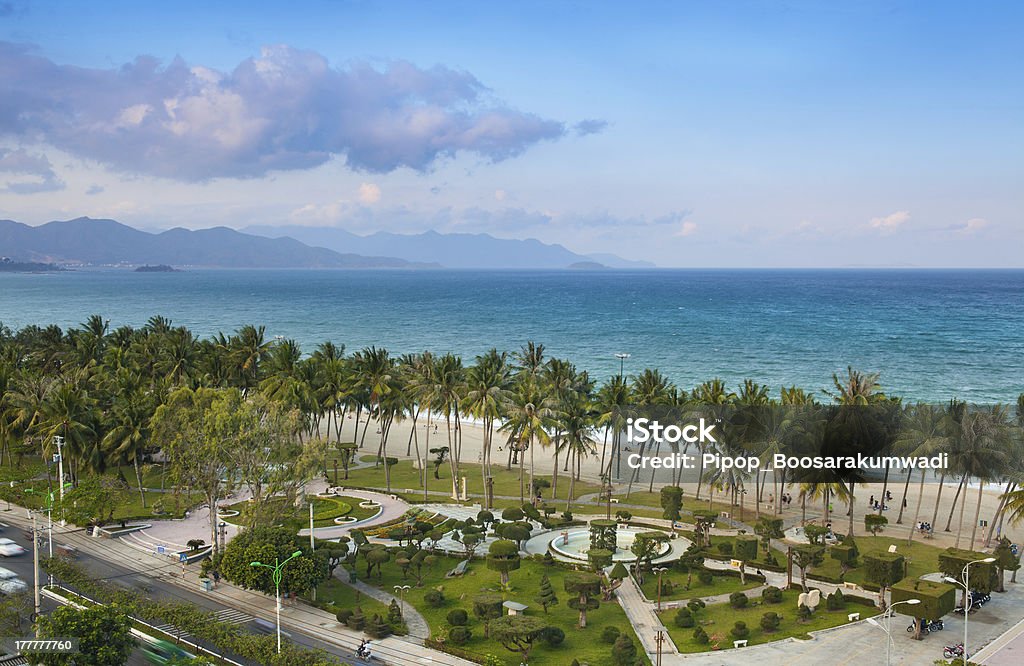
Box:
<box><xmin>0</xmin><ymin>147</ymin><xmax>65</xmax><ymax>193</ymax></box>
<box><xmin>869</xmin><ymin>210</ymin><xmax>910</xmax><ymax>232</ymax></box>
<box><xmin>953</xmin><ymin>218</ymin><xmax>989</xmax><ymax>235</ymax></box>
<box><xmin>494</xmin><ymin>189</ymin><xmax>507</xmax><ymax>201</ymax></box>
<box><xmin>358</xmin><ymin>183</ymin><xmax>381</xmax><ymax>204</ymax></box>
<box><xmin>676</xmin><ymin>221</ymin><xmax>698</xmax><ymax>237</ymax></box>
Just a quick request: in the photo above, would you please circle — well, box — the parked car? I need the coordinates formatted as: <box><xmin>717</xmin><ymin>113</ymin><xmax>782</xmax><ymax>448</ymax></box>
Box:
<box><xmin>0</xmin><ymin>566</ymin><xmax>27</xmax><ymax>595</ymax></box>
<box><xmin>0</xmin><ymin>538</ymin><xmax>25</xmax><ymax>557</ymax></box>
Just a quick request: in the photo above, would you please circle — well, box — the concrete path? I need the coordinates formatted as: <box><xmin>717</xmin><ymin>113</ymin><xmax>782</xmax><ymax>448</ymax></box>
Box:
<box><xmin>337</xmin><ymin>571</ymin><xmax>432</xmax><ymax>639</ymax></box>
<box><xmin>616</xmin><ymin>574</ymin><xmax>678</xmax><ymax>659</ymax></box>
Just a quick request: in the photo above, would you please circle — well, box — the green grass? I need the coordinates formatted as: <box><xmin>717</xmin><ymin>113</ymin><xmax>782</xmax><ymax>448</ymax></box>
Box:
<box><xmin>812</xmin><ymin>535</ymin><xmax>945</xmax><ymax>585</ymax></box>
<box><xmin>350</xmin><ymin>553</ymin><xmax>649</xmax><ymax>666</ymax></box>
<box><xmin>307</xmin><ymin>576</ymin><xmax>391</xmax><ymax>620</ymax></box>
<box><xmin>661</xmin><ymin>588</ymin><xmax>875</xmax><ymax>652</ymax></box>
<box><xmin>638</xmin><ymin>570</ymin><xmax>761</xmax><ymax>602</ymax></box>
<box><xmin>336</xmin><ymin>454</ymin><xmax>603</xmax><ymax>507</ymax></box>
<box><xmin>224</xmin><ymin>495</ymin><xmax>380</xmax><ymax>531</ymax></box>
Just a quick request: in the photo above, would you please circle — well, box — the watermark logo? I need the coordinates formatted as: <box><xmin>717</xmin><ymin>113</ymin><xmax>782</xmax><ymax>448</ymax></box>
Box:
<box><xmin>626</xmin><ymin>417</ymin><xmax>717</xmax><ymax>444</ymax></box>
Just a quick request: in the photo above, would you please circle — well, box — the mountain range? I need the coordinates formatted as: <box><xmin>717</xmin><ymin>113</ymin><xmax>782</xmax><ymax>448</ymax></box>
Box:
<box><xmin>242</xmin><ymin>224</ymin><xmax>654</xmax><ymax>269</ymax></box>
<box><xmin>0</xmin><ymin>217</ymin><xmax>654</xmax><ymax>269</ymax></box>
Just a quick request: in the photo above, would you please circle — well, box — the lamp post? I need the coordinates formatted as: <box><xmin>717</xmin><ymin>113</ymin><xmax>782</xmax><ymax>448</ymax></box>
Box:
<box><xmin>945</xmin><ymin>556</ymin><xmax>996</xmax><ymax>662</ymax></box>
<box><xmin>393</xmin><ymin>584</ymin><xmax>411</xmax><ymax>618</ymax></box>
<box><xmin>653</xmin><ymin>566</ymin><xmax>668</xmax><ymax>611</ymax></box>
<box><xmin>251</xmin><ymin>550</ymin><xmax>303</xmax><ymax>653</ymax></box>
<box><xmin>54</xmin><ymin>435</ymin><xmax>66</xmax><ymax>525</ymax></box>
<box><xmin>867</xmin><ymin>598</ymin><xmax>920</xmax><ymax>666</ymax></box>
<box><xmin>615</xmin><ymin>353</ymin><xmax>631</xmax><ymax>379</ymax></box>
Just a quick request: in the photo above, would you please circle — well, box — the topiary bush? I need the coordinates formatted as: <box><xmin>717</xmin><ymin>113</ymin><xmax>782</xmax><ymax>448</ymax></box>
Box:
<box><xmin>424</xmin><ymin>589</ymin><xmax>445</xmax><ymax>607</ymax></box>
<box><xmin>674</xmin><ymin>607</ymin><xmax>695</xmax><ymax>628</ymax></box>
<box><xmin>611</xmin><ymin>634</ymin><xmax>637</xmax><ymax>666</ymax></box>
<box><xmin>761</xmin><ymin>586</ymin><xmax>783</xmax><ymax>604</ymax></box>
<box><xmin>448</xmin><ymin>626</ymin><xmax>472</xmax><ymax>645</ymax></box>
<box><xmin>826</xmin><ymin>588</ymin><xmax>846</xmax><ymax>611</ymax></box>
<box><xmin>729</xmin><ymin>591</ymin><xmax>749</xmax><ymax>609</ymax></box>
<box><xmin>697</xmin><ymin>570</ymin><xmax>713</xmax><ymax>585</ymax></box>
<box><xmin>687</xmin><ymin>598</ymin><xmax>706</xmax><ymax>613</ymax></box>
<box><xmin>347</xmin><ymin>607</ymin><xmax>366</xmax><ymax>630</ymax></box>
<box><xmin>335</xmin><ymin>608</ymin><xmax>353</xmax><ymax>625</ymax></box>
<box><xmin>447</xmin><ymin>608</ymin><xmax>468</xmax><ymax>626</ymax></box>
<box><xmin>693</xmin><ymin>626</ymin><xmax>709</xmax><ymax>644</ymax></box>
<box><xmin>366</xmin><ymin>613</ymin><xmax>393</xmax><ymax>638</ymax></box>
<box><xmin>717</xmin><ymin>542</ymin><xmax>734</xmax><ymax>556</ymax></box>
<box><xmin>601</xmin><ymin>625</ymin><xmax>621</xmax><ymax>644</ymax></box>
<box><xmin>760</xmin><ymin>611</ymin><xmax>781</xmax><ymax>632</ymax></box>
<box><xmin>540</xmin><ymin>626</ymin><xmax>565</xmax><ymax>646</ymax></box>
<box><xmin>730</xmin><ymin>621</ymin><xmax>750</xmax><ymax>639</ymax></box>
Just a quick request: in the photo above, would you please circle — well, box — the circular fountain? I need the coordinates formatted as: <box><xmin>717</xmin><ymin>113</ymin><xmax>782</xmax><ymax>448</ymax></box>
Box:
<box><xmin>548</xmin><ymin>526</ymin><xmax>678</xmax><ymax>563</ymax></box>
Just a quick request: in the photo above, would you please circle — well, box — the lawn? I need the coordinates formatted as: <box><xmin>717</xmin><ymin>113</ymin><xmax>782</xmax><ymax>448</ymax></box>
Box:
<box><xmin>661</xmin><ymin>588</ymin><xmax>875</xmax><ymax>652</ymax></box>
<box><xmin>637</xmin><ymin>569</ymin><xmax>761</xmax><ymax>602</ymax></box>
<box><xmin>348</xmin><ymin>552</ymin><xmax>650</xmax><ymax>666</ymax></box>
<box><xmin>223</xmin><ymin>494</ymin><xmax>379</xmax><ymax>531</ymax></box>
<box><xmin>812</xmin><ymin>535</ymin><xmax>945</xmax><ymax>586</ymax></box>
<box><xmin>307</xmin><ymin>576</ymin><xmax>391</xmax><ymax>621</ymax></box>
<box><xmin>336</xmin><ymin>454</ymin><xmax>603</xmax><ymax>507</ymax></box>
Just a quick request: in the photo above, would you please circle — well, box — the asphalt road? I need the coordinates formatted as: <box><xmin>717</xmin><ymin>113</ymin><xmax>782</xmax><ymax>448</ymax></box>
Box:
<box><xmin>0</xmin><ymin>516</ymin><xmax>370</xmax><ymax>665</ymax></box>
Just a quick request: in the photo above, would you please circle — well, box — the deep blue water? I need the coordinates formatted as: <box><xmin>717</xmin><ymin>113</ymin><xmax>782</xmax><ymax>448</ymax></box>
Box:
<box><xmin>1</xmin><ymin>268</ymin><xmax>1022</xmax><ymax>403</ymax></box>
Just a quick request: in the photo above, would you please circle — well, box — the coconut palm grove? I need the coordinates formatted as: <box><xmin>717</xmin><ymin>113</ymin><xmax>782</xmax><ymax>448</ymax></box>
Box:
<box><xmin>0</xmin><ymin>316</ymin><xmax>1022</xmax><ymax>665</ymax></box>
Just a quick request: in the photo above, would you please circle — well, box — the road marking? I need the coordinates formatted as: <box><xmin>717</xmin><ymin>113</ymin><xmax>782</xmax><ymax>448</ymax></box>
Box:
<box><xmin>215</xmin><ymin>608</ymin><xmax>253</xmax><ymax>625</ymax></box>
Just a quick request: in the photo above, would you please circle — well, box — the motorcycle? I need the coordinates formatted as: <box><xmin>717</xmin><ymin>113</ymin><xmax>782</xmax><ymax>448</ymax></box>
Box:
<box><xmin>943</xmin><ymin>643</ymin><xmax>967</xmax><ymax>660</ymax></box>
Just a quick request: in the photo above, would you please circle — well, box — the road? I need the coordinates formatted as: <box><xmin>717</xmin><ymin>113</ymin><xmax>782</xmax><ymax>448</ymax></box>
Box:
<box><xmin>0</xmin><ymin>515</ymin><xmax>371</xmax><ymax>666</ymax></box>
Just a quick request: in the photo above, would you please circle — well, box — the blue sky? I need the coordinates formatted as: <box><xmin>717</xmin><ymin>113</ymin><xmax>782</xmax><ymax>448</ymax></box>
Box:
<box><xmin>1</xmin><ymin>0</ymin><xmax>1021</xmax><ymax>267</ymax></box>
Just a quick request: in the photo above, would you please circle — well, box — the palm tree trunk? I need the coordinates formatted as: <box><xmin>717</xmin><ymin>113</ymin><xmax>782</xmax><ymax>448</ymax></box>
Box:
<box><xmin>969</xmin><ymin>480</ymin><xmax>984</xmax><ymax>547</ymax></box>
<box><xmin>847</xmin><ymin>481</ymin><xmax>855</xmax><ymax>536</ymax></box>
<box><xmin>896</xmin><ymin>468</ymin><xmax>913</xmax><ymax>524</ymax></box>
<box><xmin>133</xmin><ymin>456</ymin><xmax>147</xmax><ymax>508</ymax></box>
<box><xmin>406</xmin><ymin>406</ymin><xmax>420</xmax><ymax>457</ymax></box>
<box><xmin>567</xmin><ymin>453</ymin><xmax>576</xmax><ymax>511</ymax></box>
<box><xmin>647</xmin><ymin>440</ymin><xmax>661</xmax><ymax>492</ymax></box>
<box><xmin>930</xmin><ymin>469</ymin><xmax>947</xmax><ymax>529</ymax></box>
<box><xmin>908</xmin><ymin>469</ymin><xmax>926</xmax><ymax>544</ymax></box>
<box><xmin>954</xmin><ymin>474</ymin><xmax>969</xmax><ymax>548</ymax></box>
<box><xmin>985</xmin><ymin>481</ymin><xmax>1013</xmax><ymax>547</ymax></box>
<box><xmin>599</xmin><ymin>426</ymin><xmax>609</xmax><ymax>484</ymax></box>
<box><xmin>945</xmin><ymin>474</ymin><xmax>966</xmax><ymax>532</ymax></box>
<box><xmin>878</xmin><ymin>464</ymin><xmax>890</xmax><ymax>516</ymax></box>
<box><xmin>624</xmin><ymin>439</ymin><xmax>643</xmax><ymax>500</ymax></box>
<box><xmin>529</xmin><ymin>433</ymin><xmax>536</xmax><ymax>506</ymax></box>
<box><xmin>423</xmin><ymin>407</ymin><xmax>432</xmax><ymax>500</ymax></box>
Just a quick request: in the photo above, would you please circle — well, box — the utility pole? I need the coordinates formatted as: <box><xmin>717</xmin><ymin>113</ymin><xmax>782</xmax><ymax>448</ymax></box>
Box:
<box><xmin>655</xmin><ymin>629</ymin><xmax>665</xmax><ymax>666</ymax></box>
<box><xmin>32</xmin><ymin>513</ymin><xmax>41</xmax><ymax>638</ymax></box>
<box><xmin>54</xmin><ymin>435</ymin><xmax>66</xmax><ymax>526</ymax></box>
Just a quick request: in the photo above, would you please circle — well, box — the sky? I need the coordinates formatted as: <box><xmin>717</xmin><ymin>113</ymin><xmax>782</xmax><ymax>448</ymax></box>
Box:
<box><xmin>0</xmin><ymin>0</ymin><xmax>1022</xmax><ymax>267</ymax></box>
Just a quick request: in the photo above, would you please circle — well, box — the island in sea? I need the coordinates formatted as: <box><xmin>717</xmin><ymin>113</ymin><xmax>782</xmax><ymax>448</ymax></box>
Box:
<box><xmin>0</xmin><ymin>258</ymin><xmax>64</xmax><ymax>272</ymax></box>
<box><xmin>134</xmin><ymin>264</ymin><xmax>181</xmax><ymax>273</ymax></box>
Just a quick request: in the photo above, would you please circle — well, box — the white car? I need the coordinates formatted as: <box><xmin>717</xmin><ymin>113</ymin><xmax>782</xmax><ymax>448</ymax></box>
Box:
<box><xmin>0</xmin><ymin>538</ymin><xmax>26</xmax><ymax>557</ymax></box>
<box><xmin>0</xmin><ymin>566</ymin><xmax>27</xmax><ymax>594</ymax></box>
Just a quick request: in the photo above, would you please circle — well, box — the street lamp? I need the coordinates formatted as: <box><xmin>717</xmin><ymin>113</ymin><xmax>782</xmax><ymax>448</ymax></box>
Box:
<box><xmin>393</xmin><ymin>584</ymin><xmax>411</xmax><ymax>618</ymax></box>
<box><xmin>614</xmin><ymin>353</ymin><xmax>631</xmax><ymax>378</ymax></box>
<box><xmin>867</xmin><ymin>598</ymin><xmax>920</xmax><ymax>666</ymax></box>
<box><xmin>653</xmin><ymin>566</ymin><xmax>668</xmax><ymax>611</ymax></box>
<box><xmin>250</xmin><ymin>550</ymin><xmax>303</xmax><ymax>653</ymax></box>
<box><xmin>944</xmin><ymin>556</ymin><xmax>996</xmax><ymax>662</ymax></box>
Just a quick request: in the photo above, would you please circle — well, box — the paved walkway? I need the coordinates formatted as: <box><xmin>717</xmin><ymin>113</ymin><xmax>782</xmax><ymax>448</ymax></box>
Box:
<box><xmin>336</xmin><ymin>572</ymin><xmax>431</xmax><ymax>639</ymax></box>
<box><xmin>616</xmin><ymin>574</ymin><xmax>677</xmax><ymax>658</ymax></box>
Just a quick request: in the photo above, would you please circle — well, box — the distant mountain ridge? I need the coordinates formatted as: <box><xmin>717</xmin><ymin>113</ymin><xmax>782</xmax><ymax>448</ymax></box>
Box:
<box><xmin>0</xmin><ymin>217</ymin><xmax>430</xmax><ymax>268</ymax></box>
<box><xmin>242</xmin><ymin>224</ymin><xmax>654</xmax><ymax>269</ymax></box>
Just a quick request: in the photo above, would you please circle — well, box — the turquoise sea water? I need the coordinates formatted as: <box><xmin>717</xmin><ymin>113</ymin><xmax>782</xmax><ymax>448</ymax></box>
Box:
<box><xmin>1</xmin><ymin>269</ymin><xmax>1021</xmax><ymax>403</ymax></box>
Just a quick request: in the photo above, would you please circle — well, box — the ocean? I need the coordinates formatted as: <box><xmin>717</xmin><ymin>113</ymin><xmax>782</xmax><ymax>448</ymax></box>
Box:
<box><xmin>1</xmin><ymin>268</ymin><xmax>1021</xmax><ymax>404</ymax></box>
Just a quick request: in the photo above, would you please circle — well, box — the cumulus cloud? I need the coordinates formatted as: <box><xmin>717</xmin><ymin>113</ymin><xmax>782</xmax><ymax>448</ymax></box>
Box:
<box><xmin>0</xmin><ymin>147</ymin><xmax>65</xmax><ymax>193</ymax></box>
<box><xmin>358</xmin><ymin>183</ymin><xmax>381</xmax><ymax>204</ymax></box>
<box><xmin>949</xmin><ymin>218</ymin><xmax>989</xmax><ymax>235</ymax></box>
<box><xmin>676</xmin><ymin>221</ymin><xmax>698</xmax><ymax>237</ymax></box>
<box><xmin>869</xmin><ymin>210</ymin><xmax>910</xmax><ymax>232</ymax></box>
<box><xmin>0</xmin><ymin>42</ymin><xmax>568</xmax><ymax>181</ymax></box>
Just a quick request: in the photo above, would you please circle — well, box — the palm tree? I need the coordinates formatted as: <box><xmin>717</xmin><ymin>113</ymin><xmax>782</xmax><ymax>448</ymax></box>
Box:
<box><xmin>948</xmin><ymin>406</ymin><xmax>1009</xmax><ymax>548</ymax></box>
<box><xmin>625</xmin><ymin>368</ymin><xmax>673</xmax><ymax>497</ymax></box>
<box><xmin>500</xmin><ymin>380</ymin><xmax>552</xmax><ymax>504</ymax></box>
<box><xmin>434</xmin><ymin>353</ymin><xmax>465</xmax><ymax>499</ymax></box>
<box><xmin>464</xmin><ymin>349</ymin><xmax>513</xmax><ymax>508</ymax></box>
<box><xmin>894</xmin><ymin>403</ymin><xmax>949</xmax><ymax>542</ymax></box>
<box><xmin>102</xmin><ymin>384</ymin><xmax>153</xmax><ymax>506</ymax></box>
<box><xmin>559</xmin><ymin>394</ymin><xmax>597</xmax><ymax>511</ymax></box>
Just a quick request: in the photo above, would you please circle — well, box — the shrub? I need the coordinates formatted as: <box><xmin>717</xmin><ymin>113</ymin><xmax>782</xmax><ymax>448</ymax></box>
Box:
<box><xmin>660</xmin><ymin>578</ymin><xmax>674</xmax><ymax>595</ymax></box>
<box><xmin>730</xmin><ymin>621</ymin><xmax>750</xmax><ymax>639</ymax></box>
<box><xmin>717</xmin><ymin>542</ymin><xmax>733</xmax><ymax>556</ymax></box>
<box><xmin>674</xmin><ymin>607</ymin><xmax>695</xmax><ymax>628</ymax></box>
<box><xmin>540</xmin><ymin>626</ymin><xmax>565</xmax><ymax>646</ymax></box>
<box><xmin>687</xmin><ymin>598</ymin><xmax>706</xmax><ymax>613</ymax></box>
<box><xmin>447</xmin><ymin>609</ymin><xmax>468</xmax><ymax>626</ymax></box>
<box><xmin>761</xmin><ymin>586</ymin><xmax>783</xmax><ymax>604</ymax></box>
<box><xmin>760</xmin><ymin>611</ymin><xmax>781</xmax><ymax>632</ymax></box>
<box><xmin>448</xmin><ymin>626</ymin><xmax>472</xmax><ymax>645</ymax></box>
<box><xmin>797</xmin><ymin>603</ymin><xmax>812</xmax><ymax>622</ymax></box>
<box><xmin>693</xmin><ymin>626</ymin><xmax>709</xmax><ymax>644</ymax></box>
<box><xmin>424</xmin><ymin>589</ymin><xmax>445</xmax><ymax>607</ymax></box>
<box><xmin>729</xmin><ymin>591</ymin><xmax>749</xmax><ymax>609</ymax></box>
<box><xmin>826</xmin><ymin>589</ymin><xmax>845</xmax><ymax>611</ymax></box>
<box><xmin>611</xmin><ymin>634</ymin><xmax>637</xmax><ymax>666</ymax></box>
<box><xmin>347</xmin><ymin>607</ymin><xmax>365</xmax><ymax>630</ymax></box>
<box><xmin>366</xmin><ymin>614</ymin><xmax>392</xmax><ymax>638</ymax></box>
<box><xmin>697</xmin><ymin>570</ymin><xmax>713</xmax><ymax>585</ymax></box>
<box><xmin>601</xmin><ymin>626</ymin><xmax>621</xmax><ymax>644</ymax></box>
<box><xmin>335</xmin><ymin>609</ymin><xmax>353</xmax><ymax>625</ymax></box>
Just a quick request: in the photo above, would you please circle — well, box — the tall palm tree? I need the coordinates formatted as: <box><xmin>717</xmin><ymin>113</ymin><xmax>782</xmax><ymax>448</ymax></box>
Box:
<box><xmin>894</xmin><ymin>403</ymin><xmax>949</xmax><ymax>542</ymax></box>
<box><xmin>559</xmin><ymin>394</ymin><xmax>597</xmax><ymax>511</ymax></box>
<box><xmin>464</xmin><ymin>349</ymin><xmax>513</xmax><ymax>508</ymax></box>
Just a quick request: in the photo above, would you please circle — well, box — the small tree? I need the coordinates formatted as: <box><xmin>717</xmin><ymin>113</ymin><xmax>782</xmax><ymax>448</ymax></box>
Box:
<box><xmin>761</xmin><ymin>611</ymin><xmax>781</xmax><ymax>631</ymax></box>
<box><xmin>603</xmin><ymin>562</ymin><xmax>629</xmax><ymax>600</ymax></box>
<box><xmin>611</xmin><ymin>634</ymin><xmax>638</xmax><ymax>665</ymax></box>
<box><xmin>754</xmin><ymin>516</ymin><xmax>784</xmax><ymax>554</ymax></box>
<box><xmin>938</xmin><ymin>548</ymin><xmax>997</xmax><ymax>608</ymax></box>
<box><xmin>674</xmin><ymin>607</ymin><xmax>694</xmax><ymax>628</ymax></box>
<box><xmin>829</xmin><ymin>533</ymin><xmax>860</xmax><ymax>579</ymax></box>
<box><xmin>761</xmin><ymin>586</ymin><xmax>783</xmax><ymax>604</ymax></box>
<box><xmin>791</xmin><ymin>545</ymin><xmax>824</xmax><ymax>592</ymax></box>
<box><xmin>730</xmin><ymin>620</ymin><xmax>750</xmax><ymax>639</ymax></box>
<box><xmin>630</xmin><ymin>531</ymin><xmax>669</xmax><ymax>581</ymax></box>
<box><xmin>565</xmin><ymin>571</ymin><xmax>602</xmax><ymax>628</ymax></box>
<box><xmin>677</xmin><ymin>543</ymin><xmax>705</xmax><ymax>589</ymax></box>
<box><xmin>588</xmin><ymin>548</ymin><xmax>614</xmax><ymax>571</ymax></box>
<box><xmin>535</xmin><ymin>574</ymin><xmax>559</xmax><ymax>612</ymax></box>
<box><xmin>864</xmin><ymin>553</ymin><xmax>905</xmax><ymax>610</ymax></box>
<box><xmin>473</xmin><ymin>593</ymin><xmax>504</xmax><ymax>637</ymax></box>
<box><xmin>486</xmin><ymin>539</ymin><xmax>521</xmax><ymax>585</ymax></box>
<box><xmin>891</xmin><ymin>578</ymin><xmax>957</xmax><ymax>639</ymax></box>
<box><xmin>490</xmin><ymin>615</ymin><xmax>547</xmax><ymax>664</ymax></box>
<box><xmin>660</xmin><ymin>486</ymin><xmax>683</xmax><ymax>526</ymax></box>
<box><xmin>692</xmin><ymin>510</ymin><xmax>717</xmax><ymax>549</ymax></box>
<box><xmin>864</xmin><ymin>514</ymin><xmax>888</xmax><ymax>535</ymax></box>
<box><xmin>804</xmin><ymin>524</ymin><xmax>829</xmax><ymax>545</ymax></box>
<box><xmin>993</xmin><ymin>537</ymin><xmax>1020</xmax><ymax>592</ymax></box>
<box><xmin>734</xmin><ymin>535</ymin><xmax>758</xmax><ymax>584</ymax></box>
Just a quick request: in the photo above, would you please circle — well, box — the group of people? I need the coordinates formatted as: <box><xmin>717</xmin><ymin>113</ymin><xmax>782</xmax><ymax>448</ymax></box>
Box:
<box><xmin>917</xmin><ymin>521</ymin><xmax>934</xmax><ymax>534</ymax></box>
<box><xmin>767</xmin><ymin>493</ymin><xmax>794</xmax><ymax>506</ymax></box>
<box><xmin>869</xmin><ymin>491</ymin><xmax>895</xmax><ymax>512</ymax></box>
